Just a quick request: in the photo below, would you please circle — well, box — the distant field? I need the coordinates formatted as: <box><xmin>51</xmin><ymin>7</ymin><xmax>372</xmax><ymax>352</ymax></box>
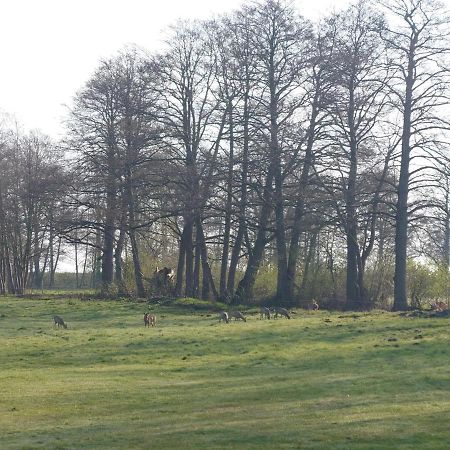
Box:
<box><xmin>1</xmin><ymin>296</ymin><xmax>450</xmax><ymax>449</ymax></box>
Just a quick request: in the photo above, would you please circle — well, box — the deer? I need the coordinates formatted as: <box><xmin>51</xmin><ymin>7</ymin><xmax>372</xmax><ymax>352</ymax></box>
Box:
<box><xmin>431</xmin><ymin>300</ymin><xmax>448</xmax><ymax>312</ymax></box>
<box><xmin>312</xmin><ymin>300</ymin><xmax>319</xmax><ymax>311</ymax></box>
<box><xmin>53</xmin><ymin>315</ymin><xmax>67</xmax><ymax>329</ymax></box>
<box><xmin>154</xmin><ymin>267</ymin><xmax>175</xmax><ymax>289</ymax></box>
<box><xmin>273</xmin><ymin>307</ymin><xmax>291</xmax><ymax>319</ymax></box>
<box><xmin>228</xmin><ymin>311</ymin><xmax>247</xmax><ymax>322</ymax></box>
<box><xmin>144</xmin><ymin>313</ymin><xmax>156</xmax><ymax>327</ymax></box>
<box><xmin>219</xmin><ymin>311</ymin><xmax>229</xmax><ymax>323</ymax></box>
<box><xmin>260</xmin><ymin>306</ymin><xmax>271</xmax><ymax>320</ymax></box>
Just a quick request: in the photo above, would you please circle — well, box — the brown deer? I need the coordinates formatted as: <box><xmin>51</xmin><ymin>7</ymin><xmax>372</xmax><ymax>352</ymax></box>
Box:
<box><xmin>431</xmin><ymin>301</ymin><xmax>448</xmax><ymax>312</ymax></box>
<box><xmin>53</xmin><ymin>315</ymin><xmax>67</xmax><ymax>329</ymax></box>
<box><xmin>144</xmin><ymin>313</ymin><xmax>156</xmax><ymax>327</ymax></box>
<box><xmin>154</xmin><ymin>267</ymin><xmax>175</xmax><ymax>289</ymax></box>
<box><xmin>273</xmin><ymin>307</ymin><xmax>291</xmax><ymax>319</ymax></box>
<box><xmin>229</xmin><ymin>311</ymin><xmax>247</xmax><ymax>322</ymax></box>
<box><xmin>219</xmin><ymin>311</ymin><xmax>229</xmax><ymax>323</ymax></box>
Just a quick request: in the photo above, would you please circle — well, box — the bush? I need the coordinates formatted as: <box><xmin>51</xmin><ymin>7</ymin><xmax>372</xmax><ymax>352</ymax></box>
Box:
<box><xmin>253</xmin><ymin>265</ymin><xmax>277</xmax><ymax>302</ymax></box>
<box><xmin>407</xmin><ymin>260</ymin><xmax>434</xmax><ymax>309</ymax></box>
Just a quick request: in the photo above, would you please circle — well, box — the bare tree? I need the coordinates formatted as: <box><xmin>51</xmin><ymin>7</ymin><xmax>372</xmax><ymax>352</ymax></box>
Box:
<box><xmin>0</xmin><ymin>121</ymin><xmax>65</xmax><ymax>294</ymax></box>
<box><xmin>234</xmin><ymin>0</ymin><xmax>313</xmax><ymax>303</ymax></box>
<box><xmin>318</xmin><ymin>1</ymin><xmax>393</xmax><ymax>309</ymax></box>
<box><xmin>153</xmin><ymin>20</ymin><xmax>226</xmax><ymax>299</ymax></box>
<box><xmin>380</xmin><ymin>0</ymin><xmax>450</xmax><ymax>310</ymax></box>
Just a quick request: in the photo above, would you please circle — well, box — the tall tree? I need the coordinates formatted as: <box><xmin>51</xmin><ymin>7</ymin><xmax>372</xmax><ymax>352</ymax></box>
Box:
<box><xmin>381</xmin><ymin>0</ymin><xmax>450</xmax><ymax>310</ymax></box>
<box><xmin>153</xmin><ymin>20</ymin><xmax>225</xmax><ymax>299</ymax></box>
<box><xmin>323</xmin><ymin>1</ymin><xmax>391</xmax><ymax>309</ymax></box>
<box><xmin>284</xmin><ymin>23</ymin><xmax>336</xmax><ymax>302</ymax></box>
<box><xmin>234</xmin><ymin>0</ymin><xmax>312</xmax><ymax>303</ymax></box>
<box><xmin>68</xmin><ymin>59</ymin><xmax>122</xmax><ymax>292</ymax></box>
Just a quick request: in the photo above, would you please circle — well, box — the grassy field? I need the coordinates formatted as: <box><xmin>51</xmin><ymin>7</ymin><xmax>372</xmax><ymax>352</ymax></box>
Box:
<box><xmin>1</xmin><ymin>296</ymin><xmax>450</xmax><ymax>449</ymax></box>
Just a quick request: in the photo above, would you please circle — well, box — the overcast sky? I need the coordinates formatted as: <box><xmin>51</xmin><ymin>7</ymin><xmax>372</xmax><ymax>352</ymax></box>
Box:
<box><xmin>3</xmin><ymin>0</ymin><xmax>449</xmax><ymax>139</ymax></box>
<box><xmin>0</xmin><ymin>0</ymin><xmax>357</xmax><ymax>139</ymax></box>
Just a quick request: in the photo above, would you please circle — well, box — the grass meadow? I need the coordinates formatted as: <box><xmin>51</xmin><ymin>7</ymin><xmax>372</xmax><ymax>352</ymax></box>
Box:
<box><xmin>1</xmin><ymin>295</ymin><xmax>450</xmax><ymax>449</ymax></box>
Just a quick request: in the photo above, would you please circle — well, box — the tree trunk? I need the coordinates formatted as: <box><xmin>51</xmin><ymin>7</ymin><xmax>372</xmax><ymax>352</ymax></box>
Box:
<box><xmin>344</xmin><ymin>74</ymin><xmax>363</xmax><ymax>310</ymax></box>
<box><xmin>129</xmin><ymin>228</ymin><xmax>145</xmax><ymax>297</ymax></box>
<box><xmin>125</xmin><ymin>169</ymin><xmax>145</xmax><ymax>298</ymax></box>
<box><xmin>75</xmin><ymin>235</ymin><xmax>79</xmax><ymax>289</ymax></box>
<box><xmin>184</xmin><ymin>217</ymin><xmax>194</xmax><ymax>298</ymax></box>
<box><xmin>299</xmin><ymin>232</ymin><xmax>317</xmax><ymax>299</ymax></box>
<box><xmin>102</xmin><ymin>220</ymin><xmax>115</xmax><ymax>290</ymax></box>
<box><xmin>274</xmin><ymin>159</ymin><xmax>288</xmax><ymax>302</ymax></box>
<box><xmin>115</xmin><ymin>192</ymin><xmax>128</xmax><ymax>296</ymax></box>
<box><xmin>80</xmin><ymin>244</ymin><xmax>89</xmax><ymax>289</ymax></box>
<box><xmin>220</xmin><ymin>101</ymin><xmax>234</xmax><ymax>300</ymax></box>
<box><xmin>101</xmin><ymin>151</ymin><xmax>117</xmax><ymax>292</ymax></box>
<box><xmin>175</xmin><ymin>226</ymin><xmax>186</xmax><ymax>297</ymax></box>
<box><xmin>227</xmin><ymin>89</ymin><xmax>250</xmax><ymax>297</ymax></box>
<box><xmin>92</xmin><ymin>229</ymin><xmax>102</xmax><ymax>289</ymax></box>
<box><xmin>286</xmin><ymin>97</ymin><xmax>319</xmax><ymax>301</ymax></box>
<box><xmin>393</xmin><ymin>49</ymin><xmax>415</xmax><ymax>311</ymax></box>
<box><xmin>196</xmin><ymin>218</ymin><xmax>218</xmax><ymax>302</ymax></box>
<box><xmin>32</xmin><ymin>215</ymin><xmax>42</xmax><ymax>289</ymax></box>
<box><xmin>444</xmin><ymin>185</ymin><xmax>450</xmax><ymax>269</ymax></box>
<box><xmin>48</xmin><ymin>221</ymin><xmax>55</xmax><ymax>289</ymax></box>
<box><xmin>193</xmin><ymin>223</ymin><xmax>201</xmax><ymax>298</ymax></box>
<box><xmin>234</xmin><ymin>166</ymin><xmax>275</xmax><ymax>303</ymax></box>
<box><xmin>50</xmin><ymin>237</ymin><xmax>62</xmax><ymax>288</ymax></box>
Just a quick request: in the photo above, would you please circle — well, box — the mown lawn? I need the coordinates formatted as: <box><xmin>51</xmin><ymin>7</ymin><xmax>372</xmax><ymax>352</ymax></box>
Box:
<box><xmin>1</xmin><ymin>296</ymin><xmax>449</xmax><ymax>449</ymax></box>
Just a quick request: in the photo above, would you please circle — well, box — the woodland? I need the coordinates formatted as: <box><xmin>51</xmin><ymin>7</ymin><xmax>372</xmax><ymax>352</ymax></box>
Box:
<box><xmin>1</xmin><ymin>0</ymin><xmax>450</xmax><ymax>311</ymax></box>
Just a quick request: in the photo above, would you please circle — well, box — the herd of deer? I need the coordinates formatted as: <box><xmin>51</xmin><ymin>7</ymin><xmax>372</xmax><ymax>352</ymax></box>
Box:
<box><xmin>52</xmin><ymin>298</ymin><xmax>450</xmax><ymax>330</ymax></box>
<box><xmin>219</xmin><ymin>300</ymin><xmax>320</xmax><ymax>323</ymax></box>
<box><xmin>219</xmin><ymin>306</ymin><xmax>301</xmax><ymax>323</ymax></box>
<box><xmin>52</xmin><ymin>299</ymin><xmax>320</xmax><ymax>330</ymax></box>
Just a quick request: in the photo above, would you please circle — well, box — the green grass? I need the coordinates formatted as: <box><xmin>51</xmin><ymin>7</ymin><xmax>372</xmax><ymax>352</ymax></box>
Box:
<box><xmin>1</xmin><ymin>296</ymin><xmax>450</xmax><ymax>449</ymax></box>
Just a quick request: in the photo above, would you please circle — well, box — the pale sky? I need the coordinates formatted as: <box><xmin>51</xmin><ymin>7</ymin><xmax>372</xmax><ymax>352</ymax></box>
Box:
<box><xmin>0</xmin><ymin>0</ymin><xmax>354</xmax><ymax>139</ymax></box>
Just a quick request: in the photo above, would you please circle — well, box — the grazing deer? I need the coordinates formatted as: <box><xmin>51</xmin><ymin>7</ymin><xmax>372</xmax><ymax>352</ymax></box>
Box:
<box><xmin>229</xmin><ymin>311</ymin><xmax>247</xmax><ymax>322</ymax></box>
<box><xmin>219</xmin><ymin>311</ymin><xmax>229</xmax><ymax>323</ymax></box>
<box><xmin>260</xmin><ymin>306</ymin><xmax>271</xmax><ymax>320</ymax></box>
<box><xmin>53</xmin><ymin>315</ymin><xmax>67</xmax><ymax>329</ymax></box>
<box><xmin>273</xmin><ymin>307</ymin><xmax>291</xmax><ymax>319</ymax></box>
<box><xmin>144</xmin><ymin>313</ymin><xmax>156</xmax><ymax>327</ymax></box>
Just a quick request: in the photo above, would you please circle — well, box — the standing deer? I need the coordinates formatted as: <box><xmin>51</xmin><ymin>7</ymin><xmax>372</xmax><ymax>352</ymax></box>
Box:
<box><xmin>229</xmin><ymin>311</ymin><xmax>247</xmax><ymax>322</ymax></box>
<box><xmin>53</xmin><ymin>315</ymin><xmax>67</xmax><ymax>329</ymax></box>
<box><xmin>144</xmin><ymin>313</ymin><xmax>156</xmax><ymax>327</ymax></box>
<box><xmin>260</xmin><ymin>306</ymin><xmax>271</xmax><ymax>320</ymax></box>
<box><xmin>219</xmin><ymin>311</ymin><xmax>229</xmax><ymax>323</ymax></box>
<box><xmin>153</xmin><ymin>267</ymin><xmax>175</xmax><ymax>292</ymax></box>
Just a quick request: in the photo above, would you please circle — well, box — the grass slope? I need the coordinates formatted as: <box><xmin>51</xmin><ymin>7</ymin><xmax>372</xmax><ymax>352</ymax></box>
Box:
<box><xmin>0</xmin><ymin>296</ymin><xmax>449</xmax><ymax>449</ymax></box>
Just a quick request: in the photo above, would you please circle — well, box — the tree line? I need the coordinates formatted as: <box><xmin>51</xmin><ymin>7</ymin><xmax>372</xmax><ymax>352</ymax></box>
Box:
<box><xmin>1</xmin><ymin>0</ymin><xmax>450</xmax><ymax>310</ymax></box>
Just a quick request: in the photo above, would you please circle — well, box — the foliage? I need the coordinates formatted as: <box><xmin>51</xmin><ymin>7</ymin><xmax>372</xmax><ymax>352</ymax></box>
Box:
<box><xmin>297</xmin><ymin>265</ymin><xmax>347</xmax><ymax>309</ymax></box>
<box><xmin>406</xmin><ymin>260</ymin><xmax>448</xmax><ymax>309</ymax></box>
<box><xmin>429</xmin><ymin>265</ymin><xmax>450</xmax><ymax>302</ymax></box>
<box><xmin>253</xmin><ymin>265</ymin><xmax>277</xmax><ymax>302</ymax></box>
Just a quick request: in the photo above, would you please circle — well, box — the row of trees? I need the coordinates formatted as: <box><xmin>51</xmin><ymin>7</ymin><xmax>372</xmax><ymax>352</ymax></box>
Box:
<box><xmin>1</xmin><ymin>0</ymin><xmax>450</xmax><ymax>309</ymax></box>
<box><xmin>0</xmin><ymin>117</ymin><xmax>66</xmax><ymax>294</ymax></box>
